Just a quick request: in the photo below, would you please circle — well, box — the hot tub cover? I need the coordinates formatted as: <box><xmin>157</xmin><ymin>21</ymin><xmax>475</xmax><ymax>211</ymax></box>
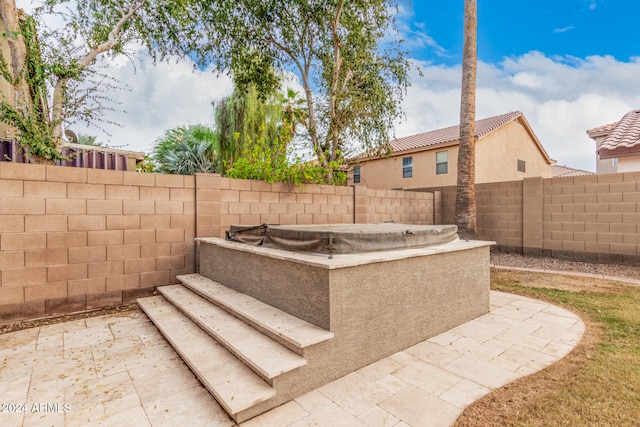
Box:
<box><xmin>225</xmin><ymin>223</ymin><xmax>458</xmax><ymax>254</ymax></box>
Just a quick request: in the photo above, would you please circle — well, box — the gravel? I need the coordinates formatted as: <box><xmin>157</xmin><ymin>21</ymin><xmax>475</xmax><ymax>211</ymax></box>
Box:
<box><xmin>491</xmin><ymin>252</ymin><xmax>640</xmax><ymax>281</ymax></box>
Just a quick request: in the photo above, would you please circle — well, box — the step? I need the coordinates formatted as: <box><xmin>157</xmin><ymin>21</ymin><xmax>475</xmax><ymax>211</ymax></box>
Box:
<box><xmin>137</xmin><ymin>295</ymin><xmax>276</xmax><ymax>418</ymax></box>
<box><xmin>158</xmin><ymin>284</ymin><xmax>307</xmax><ymax>381</ymax></box>
<box><xmin>177</xmin><ymin>274</ymin><xmax>334</xmax><ymax>353</ymax></box>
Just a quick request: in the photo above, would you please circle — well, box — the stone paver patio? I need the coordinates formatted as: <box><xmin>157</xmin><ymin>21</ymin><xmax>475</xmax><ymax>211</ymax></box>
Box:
<box><xmin>0</xmin><ymin>291</ymin><xmax>584</xmax><ymax>427</ymax></box>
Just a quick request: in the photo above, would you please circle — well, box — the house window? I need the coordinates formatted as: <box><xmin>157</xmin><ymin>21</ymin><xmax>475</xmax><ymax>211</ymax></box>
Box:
<box><xmin>402</xmin><ymin>157</ymin><xmax>413</xmax><ymax>178</ymax></box>
<box><xmin>436</xmin><ymin>151</ymin><xmax>448</xmax><ymax>175</ymax></box>
<box><xmin>353</xmin><ymin>165</ymin><xmax>361</xmax><ymax>184</ymax></box>
<box><xmin>518</xmin><ymin>159</ymin><xmax>526</xmax><ymax>173</ymax></box>
<box><xmin>612</xmin><ymin>158</ymin><xmax>618</xmax><ymax>166</ymax></box>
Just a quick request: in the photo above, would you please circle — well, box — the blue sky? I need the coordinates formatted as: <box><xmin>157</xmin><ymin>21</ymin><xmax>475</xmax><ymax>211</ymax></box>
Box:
<box><xmin>18</xmin><ymin>0</ymin><xmax>640</xmax><ymax>172</ymax></box>
<box><xmin>408</xmin><ymin>0</ymin><xmax>638</xmax><ymax>64</ymax></box>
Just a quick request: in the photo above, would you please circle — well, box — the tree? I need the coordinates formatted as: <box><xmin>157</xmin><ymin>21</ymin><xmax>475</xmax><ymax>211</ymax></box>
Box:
<box><xmin>214</xmin><ymin>83</ymin><xmax>289</xmax><ymax>173</ymax></box>
<box><xmin>200</xmin><ymin>0</ymin><xmax>410</xmax><ymax>177</ymax></box>
<box><xmin>0</xmin><ymin>3</ymin><xmax>57</xmax><ymax>163</ymax></box>
<box><xmin>151</xmin><ymin>125</ymin><xmax>218</xmax><ymax>175</ymax></box>
<box><xmin>455</xmin><ymin>0</ymin><xmax>478</xmax><ymax>239</ymax></box>
<box><xmin>0</xmin><ymin>0</ymin><xmax>206</xmax><ymax>163</ymax></box>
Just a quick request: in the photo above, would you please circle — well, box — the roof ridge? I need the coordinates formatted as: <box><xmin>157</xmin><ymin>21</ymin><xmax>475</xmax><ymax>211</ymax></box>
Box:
<box><xmin>389</xmin><ymin>111</ymin><xmax>523</xmax><ymax>153</ymax></box>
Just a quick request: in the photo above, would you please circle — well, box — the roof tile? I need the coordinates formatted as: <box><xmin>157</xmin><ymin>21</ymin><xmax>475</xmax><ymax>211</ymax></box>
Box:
<box><xmin>552</xmin><ymin>164</ymin><xmax>593</xmax><ymax>178</ymax></box>
<box><xmin>390</xmin><ymin>111</ymin><xmax>523</xmax><ymax>153</ymax></box>
<box><xmin>599</xmin><ymin>109</ymin><xmax>640</xmax><ymax>151</ymax></box>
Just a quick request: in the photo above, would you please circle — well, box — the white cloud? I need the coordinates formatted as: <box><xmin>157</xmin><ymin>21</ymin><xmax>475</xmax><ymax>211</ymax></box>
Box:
<box><xmin>75</xmin><ymin>55</ymin><xmax>234</xmax><ymax>154</ymax></box>
<box><xmin>553</xmin><ymin>26</ymin><xmax>575</xmax><ymax>33</ymax></box>
<box><xmin>397</xmin><ymin>54</ymin><xmax>640</xmax><ymax>171</ymax></box>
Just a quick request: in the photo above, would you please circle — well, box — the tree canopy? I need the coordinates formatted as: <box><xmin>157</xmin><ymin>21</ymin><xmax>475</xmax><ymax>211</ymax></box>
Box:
<box><xmin>198</xmin><ymin>0</ymin><xmax>411</xmax><ymax>174</ymax></box>
<box><xmin>0</xmin><ymin>0</ymin><xmax>208</xmax><ymax>163</ymax></box>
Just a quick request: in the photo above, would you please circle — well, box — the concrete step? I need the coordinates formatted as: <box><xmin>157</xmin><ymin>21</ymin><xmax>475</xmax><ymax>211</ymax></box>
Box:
<box><xmin>137</xmin><ymin>296</ymin><xmax>275</xmax><ymax>420</ymax></box>
<box><xmin>158</xmin><ymin>284</ymin><xmax>307</xmax><ymax>382</ymax></box>
<box><xmin>177</xmin><ymin>273</ymin><xmax>334</xmax><ymax>355</ymax></box>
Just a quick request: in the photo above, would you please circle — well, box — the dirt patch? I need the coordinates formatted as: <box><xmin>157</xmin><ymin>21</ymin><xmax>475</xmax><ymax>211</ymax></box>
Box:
<box><xmin>491</xmin><ymin>269</ymin><xmax>634</xmax><ymax>294</ymax></box>
<box><xmin>0</xmin><ymin>304</ymin><xmax>140</xmax><ymax>335</ymax></box>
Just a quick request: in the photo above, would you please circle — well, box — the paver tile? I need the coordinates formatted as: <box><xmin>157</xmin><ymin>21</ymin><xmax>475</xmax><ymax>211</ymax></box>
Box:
<box><xmin>447</xmin><ymin>321</ymin><xmax>505</xmax><ymax>342</ymax></box>
<box><xmin>240</xmin><ymin>401</ymin><xmax>309</xmax><ymax>427</ymax></box>
<box><xmin>405</xmin><ymin>341</ymin><xmax>464</xmax><ymax>367</ymax></box>
<box><xmin>63</xmin><ymin>325</ymin><xmax>114</xmax><ymax>350</ymax></box>
<box><xmin>289</xmin><ymin>402</ymin><xmax>367</xmax><ymax>427</ymax></box>
<box><xmin>294</xmin><ymin>389</ymin><xmax>334</xmax><ymax>413</ymax></box>
<box><xmin>97</xmin><ymin>405</ymin><xmax>151</xmax><ymax>427</ymax></box>
<box><xmin>387</xmin><ymin>351</ymin><xmax>416</xmax><ymax>366</ymax></box>
<box><xmin>357</xmin><ymin>357</ymin><xmax>404</xmax><ymax>381</ymax></box>
<box><xmin>142</xmin><ymin>386</ymin><xmax>233</xmax><ymax>427</ymax></box>
<box><xmin>393</xmin><ymin>360</ymin><xmax>462</xmax><ymax>396</ymax></box>
<box><xmin>379</xmin><ymin>386</ymin><xmax>460</xmax><ymax>427</ymax></box>
<box><xmin>357</xmin><ymin>405</ymin><xmax>401</xmax><ymax>427</ymax></box>
<box><xmin>318</xmin><ymin>372</ymin><xmax>393</xmax><ymax>417</ymax></box>
<box><xmin>495</xmin><ymin>345</ymin><xmax>560</xmax><ymax>371</ymax></box>
<box><xmin>131</xmin><ymin>364</ymin><xmax>199</xmax><ymax>405</ymax></box>
<box><xmin>443</xmin><ymin>355</ymin><xmax>521</xmax><ymax>390</ymax></box>
<box><xmin>438</xmin><ymin>379</ymin><xmax>490</xmax><ymax>409</ymax></box>
<box><xmin>375</xmin><ymin>374</ymin><xmax>411</xmax><ymax>394</ymax></box>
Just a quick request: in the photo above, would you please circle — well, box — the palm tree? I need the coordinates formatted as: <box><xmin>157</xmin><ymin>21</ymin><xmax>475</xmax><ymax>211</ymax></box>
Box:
<box><xmin>455</xmin><ymin>0</ymin><xmax>478</xmax><ymax>239</ymax></box>
<box><xmin>152</xmin><ymin>125</ymin><xmax>218</xmax><ymax>175</ymax></box>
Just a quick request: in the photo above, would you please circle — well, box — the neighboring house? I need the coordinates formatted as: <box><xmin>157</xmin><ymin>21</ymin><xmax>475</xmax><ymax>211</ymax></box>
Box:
<box><xmin>587</xmin><ymin>109</ymin><xmax>640</xmax><ymax>174</ymax></box>
<box><xmin>350</xmin><ymin>111</ymin><xmax>554</xmax><ymax>189</ymax></box>
<box><xmin>552</xmin><ymin>164</ymin><xmax>594</xmax><ymax>178</ymax></box>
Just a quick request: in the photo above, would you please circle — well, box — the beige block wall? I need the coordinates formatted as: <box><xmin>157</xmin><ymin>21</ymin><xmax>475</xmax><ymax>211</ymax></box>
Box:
<box><xmin>541</xmin><ymin>172</ymin><xmax>640</xmax><ymax>263</ymax></box>
<box><xmin>0</xmin><ymin>162</ymin><xmax>197</xmax><ymax>322</ymax></box>
<box><xmin>1</xmin><ymin>165</ymin><xmax>436</xmax><ymax>322</ymax></box>
<box><xmin>421</xmin><ymin>171</ymin><xmax>640</xmax><ymax>264</ymax></box>
<box><xmin>195</xmin><ymin>175</ymin><xmax>435</xmax><ymax>239</ymax></box>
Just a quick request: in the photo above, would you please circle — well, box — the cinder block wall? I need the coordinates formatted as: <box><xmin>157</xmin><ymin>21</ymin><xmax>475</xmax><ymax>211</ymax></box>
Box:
<box><xmin>541</xmin><ymin>172</ymin><xmax>640</xmax><ymax>264</ymax></box>
<box><xmin>1</xmin><ymin>164</ymin><xmax>436</xmax><ymax>322</ymax></box>
<box><xmin>195</xmin><ymin>175</ymin><xmax>355</xmax><ymax>238</ymax></box>
<box><xmin>354</xmin><ymin>186</ymin><xmax>436</xmax><ymax>225</ymax></box>
<box><xmin>421</xmin><ymin>171</ymin><xmax>640</xmax><ymax>264</ymax></box>
<box><xmin>195</xmin><ymin>175</ymin><xmax>435</xmax><ymax>239</ymax></box>
<box><xmin>0</xmin><ymin>163</ymin><xmax>197</xmax><ymax>322</ymax></box>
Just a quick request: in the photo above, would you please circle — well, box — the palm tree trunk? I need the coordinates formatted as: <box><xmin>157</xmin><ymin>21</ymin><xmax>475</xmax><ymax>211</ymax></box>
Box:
<box><xmin>455</xmin><ymin>0</ymin><xmax>478</xmax><ymax>239</ymax></box>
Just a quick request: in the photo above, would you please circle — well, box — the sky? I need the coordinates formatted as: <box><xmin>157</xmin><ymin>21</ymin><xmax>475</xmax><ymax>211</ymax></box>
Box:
<box><xmin>18</xmin><ymin>0</ymin><xmax>640</xmax><ymax>171</ymax></box>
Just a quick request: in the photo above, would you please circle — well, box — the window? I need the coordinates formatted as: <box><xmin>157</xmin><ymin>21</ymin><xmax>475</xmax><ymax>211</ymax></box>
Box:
<box><xmin>353</xmin><ymin>165</ymin><xmax>361</xmax><ymax>184</ymax></box>
<box><xmin>402</xmin><ymin>157</ymin><xmax>413</xmax><ymax>178</ymax></box>
<box><xmin>612</xmin><ymin>158</ymin><xmax>618</xmax><ymax>166</ymax></box>
<box><xmin>436</xmin><ymin>151</ymin><xmax>448</xmax><ymax>175</ymax></box>
<box><xmin>518</xmin><ymin>159</ymin><xmax>526</xmax><ymax>173</ymax></box>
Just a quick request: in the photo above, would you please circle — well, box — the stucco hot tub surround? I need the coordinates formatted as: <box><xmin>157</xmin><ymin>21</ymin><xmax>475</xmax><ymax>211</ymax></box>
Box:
<box><xmin>141</xmin><ymin>224</ymin><xmax>493</xmax><ymax>422</ymax></box>
<box><xmin>199</xmin><ymin>227</ymin><xmax>491</xmax><ymax>335</ymax></box>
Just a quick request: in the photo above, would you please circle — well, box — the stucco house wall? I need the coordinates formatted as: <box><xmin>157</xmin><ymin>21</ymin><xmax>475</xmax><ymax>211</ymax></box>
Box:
<box><xmin>353</xmin><ymin>113</ymin><xmax>552</xmax><ymax>190</ymax></box>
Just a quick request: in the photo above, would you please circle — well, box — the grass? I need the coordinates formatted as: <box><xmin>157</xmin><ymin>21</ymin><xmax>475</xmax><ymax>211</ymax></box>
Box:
<box><xmin>455</xmin><ymin>269</ymin><xmax>640</xmax><ymax>426</ymax></box>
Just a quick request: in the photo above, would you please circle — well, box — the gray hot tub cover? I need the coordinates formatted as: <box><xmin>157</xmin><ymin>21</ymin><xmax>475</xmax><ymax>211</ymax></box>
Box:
<box><xmin>225</xmin><ymin>223</ymin><xmax>458</xmax><ymax>254</ymax></box>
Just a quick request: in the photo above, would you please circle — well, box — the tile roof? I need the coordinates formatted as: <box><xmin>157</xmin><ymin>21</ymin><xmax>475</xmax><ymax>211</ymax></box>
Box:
<box><xmin>351</xmin><ymin>111</ymin><xmax>553</xmax><ymax>165</ymax></box>
<box><xmin>598</xmin><ymin>109</ymin><xmax>640</xmax><ymax>152</ymax></box>
<box><xmin>586</xmin><ymin>121</ymin><xmax>618</xmax><ymax>137</ymax></box>
<box><xmin>551</xmin><ymin>164</ymin><xmax>594</xmax><ymax>178</ymax></box>
<box><xmin>390</xmin><ymin>111</ymin><xmax>524</xmax><ymax>153</ymax></box>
